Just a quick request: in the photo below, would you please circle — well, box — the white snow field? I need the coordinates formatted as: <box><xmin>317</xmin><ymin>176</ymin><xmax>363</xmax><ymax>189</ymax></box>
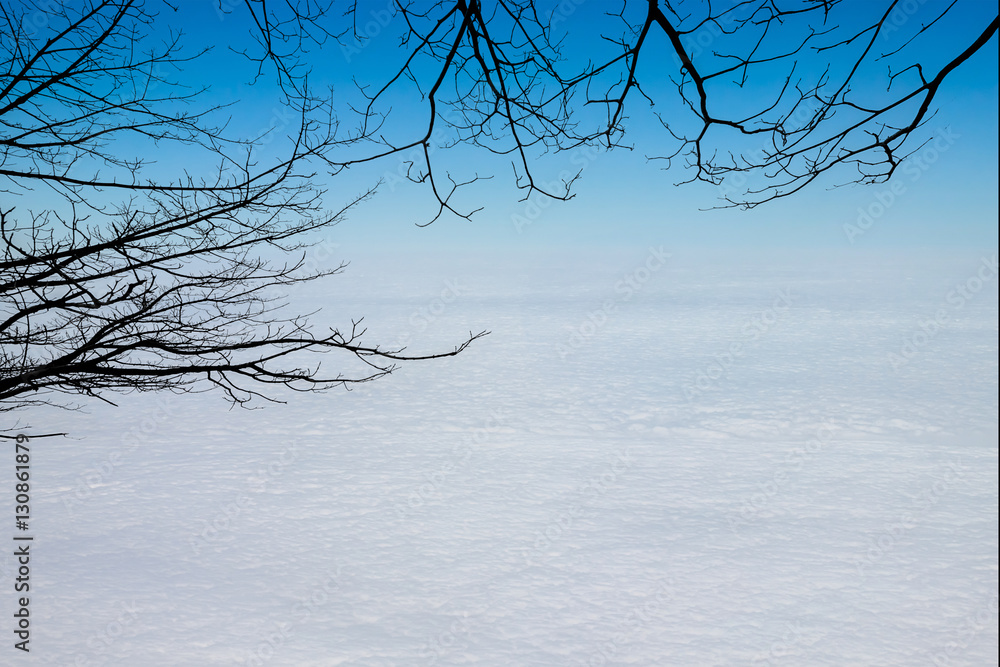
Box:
<box><xmin>9</xmin><ymin>247</ymin><xmax>998</xmax><ymax>666</ymax></box>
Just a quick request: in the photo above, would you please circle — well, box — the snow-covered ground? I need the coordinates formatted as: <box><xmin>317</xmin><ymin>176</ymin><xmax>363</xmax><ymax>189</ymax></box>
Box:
<box><xmin>10</xmin><ymin>247</ymin><xmax>999</xmax><ymax>665</ymax></box>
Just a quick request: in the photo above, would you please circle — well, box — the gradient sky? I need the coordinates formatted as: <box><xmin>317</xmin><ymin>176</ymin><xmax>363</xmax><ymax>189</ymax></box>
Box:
<box><xmin>359</xmin><ymin>2</ymin><xmax>993</xmax><ymax>252</ymax></box>
<box><xmin>38</xmin><ymin>0</ymin><xmax>998</xmax><ymax>253</ymax></box>
<box><xmin>330</xmin><ymin>0</ymin><xmax>998</xmax><ymax>252</ymax></box>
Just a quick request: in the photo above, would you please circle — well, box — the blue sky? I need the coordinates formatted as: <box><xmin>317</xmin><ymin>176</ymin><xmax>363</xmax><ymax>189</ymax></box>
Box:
<box><xmin>340</xmin><ymin>1</ymin><xmax>999</xmax><ymax>252</ymax></box>
<box><xmin>72</xmin><ymin>1</ymin><xmax>1000</xmax><ymax>252</ymax></box>
<box><xmin>330</xmin><ymin>2</ymin><xmax>997</xmax><ymax>251</ymax></box>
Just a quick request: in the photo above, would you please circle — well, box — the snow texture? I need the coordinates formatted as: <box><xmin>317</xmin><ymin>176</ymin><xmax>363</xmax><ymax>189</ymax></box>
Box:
<box><xmin>8</xmin><ymin>248</ymin><xmax>998</xmax><ymax>666</ymax></box>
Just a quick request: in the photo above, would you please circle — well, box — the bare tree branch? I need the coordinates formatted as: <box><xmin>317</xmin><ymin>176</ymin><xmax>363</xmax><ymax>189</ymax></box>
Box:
<box><xmin>234</xmin><ymin>0</ymin><xmax>995</xmax><ymax>215</ymax></box>
<box><xmin>1</xmin><ymin>0</ymin><xmax>486</xmax><ymax>415</ymax></box>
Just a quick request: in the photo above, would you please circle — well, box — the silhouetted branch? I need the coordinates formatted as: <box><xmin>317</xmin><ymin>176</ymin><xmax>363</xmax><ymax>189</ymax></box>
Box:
<box><xmin>236</xmin><ymin>0</ymin><xmax>996</xmax><ymax>214</ymax></box>
<box><xmin>1</xmin><ymin>0</ymin><xmax>485</xmax><ymax>412</ymax></box>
